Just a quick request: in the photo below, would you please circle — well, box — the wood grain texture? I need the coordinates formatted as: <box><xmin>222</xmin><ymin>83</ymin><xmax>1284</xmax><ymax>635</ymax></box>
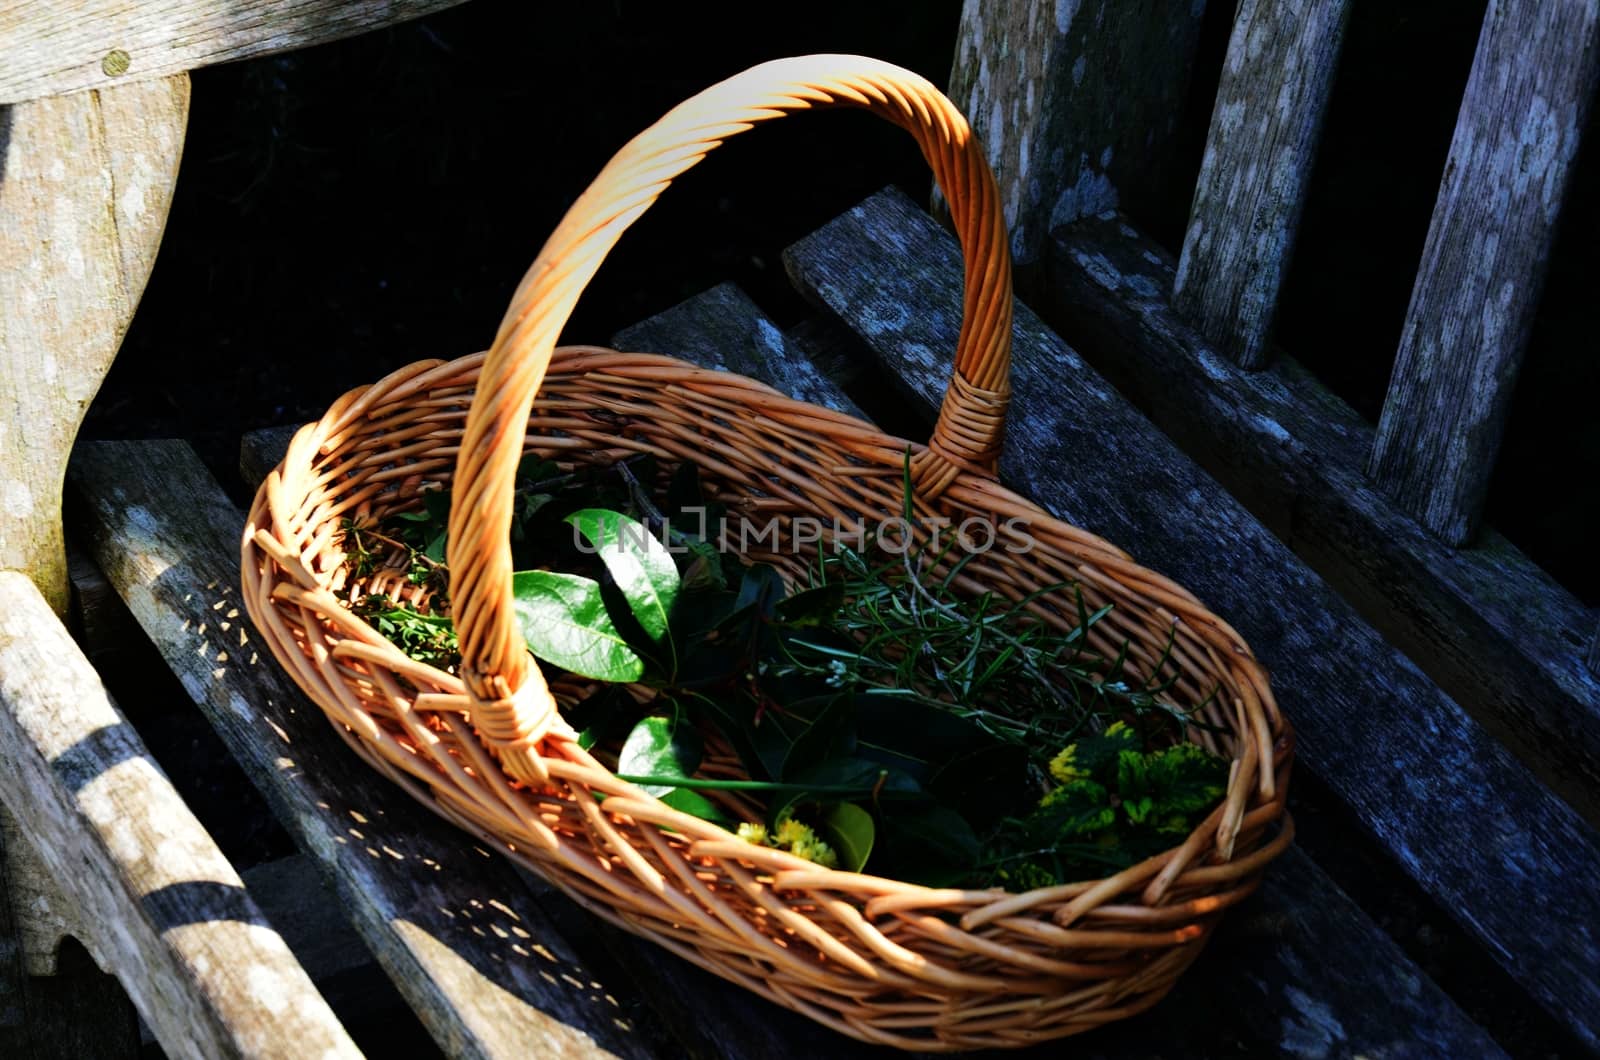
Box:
<box><xmin>618</xmin><ymin>280</ymin><xmax>1503</xmax><ymax>1060</ymax></box>
<box><xmin>0</xmin><ymin>1</ymin><xmax>468</xmax><ymax>105</ymax></box>
<box><xmin>613</xmin><ymin>281</ymin><xmax>865</xmax><ymax>418</ymax></box>
<box><xmin>1047</xmin><ymin>212</ymin><xmax>1600</xmax><ymax>827</ymax></box>
<box><xmin>1172</xmin><ymin>0</ymin><xmax>1351</xmax><ymax>369</ymax></box>
<box><xmin>1368</xmin><ymin>0</ymin><xmax>1600</xmax><ymax>545</ymax></box>
<box><xmin>943</xmin><ymin>0</ymin><xmax>1206</xmax><ymax>271</ymax></box>
<box><xmin>0</xmin><ymin>571</ymin><xmax>359</xmax><ymax>1059</ymax></box>
<box><xmin>0</xmin><ymin>75</ymin><xmax>187</xmax><ymax>613</ymax></box>
<box><xmin>69</xmin><ymin>441</ymin><xmax>655</xmax><ymax>1060</ymax></box>
<box><xmin>784</xmin><ymin>187</ymin><xmax>1600</xmax><ymax>1051</ymax></box>
<box><xmin>0</xmin><ymin>805</ymin><xmax>93</xmax><ymax>977</ymax></box>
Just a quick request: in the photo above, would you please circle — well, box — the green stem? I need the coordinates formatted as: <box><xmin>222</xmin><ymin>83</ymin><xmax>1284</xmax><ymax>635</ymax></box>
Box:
<box><xmin>613</xmin><ymin>774</ymin><xmax>876</xmax><ymax>795</ymax></box>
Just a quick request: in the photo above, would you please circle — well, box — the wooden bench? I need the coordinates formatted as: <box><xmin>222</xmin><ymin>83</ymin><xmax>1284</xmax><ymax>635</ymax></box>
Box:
<box><xmin>2</xmin><ymin>1</ymin><xmax>1598</xmax><ymax>1057</ymax></box>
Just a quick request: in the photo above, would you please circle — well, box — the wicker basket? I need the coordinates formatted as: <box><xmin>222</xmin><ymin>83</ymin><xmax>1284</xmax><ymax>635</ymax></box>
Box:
<box><xmin>242</xmin><ymin>55</ymin><xmax>1293</xmax><ymax>1051</ymax></box>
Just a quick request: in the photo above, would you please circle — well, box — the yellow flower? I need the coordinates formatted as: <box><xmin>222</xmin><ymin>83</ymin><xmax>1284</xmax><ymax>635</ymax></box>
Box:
<box><xmin>741</xmin><ymin>816</ymin><xmax>839</xmax><ymax>868</ymax></box>
<box><xmin>1048</xmin><ymin>742</ymin><xmax>1087</xmax><ymax>783</ymax></box>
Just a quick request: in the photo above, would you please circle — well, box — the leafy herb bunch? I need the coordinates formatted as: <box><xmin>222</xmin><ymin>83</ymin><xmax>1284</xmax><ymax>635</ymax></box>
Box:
<box><xmin>340</xmin><ymin>453</ymin><xmax>1230</xmax><ymax>888</ymax></box>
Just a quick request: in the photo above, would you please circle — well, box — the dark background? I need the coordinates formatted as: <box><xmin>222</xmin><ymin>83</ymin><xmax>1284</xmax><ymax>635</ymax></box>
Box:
<box><xmin>87</xmin><ymin>0</ymin><xmax>1600</xmax><ymax>608</ymax></box>
<box><xmin>73</xmin><ymin>4</ymin><xmax>1595</xmax><ymax>1055</ymax></box>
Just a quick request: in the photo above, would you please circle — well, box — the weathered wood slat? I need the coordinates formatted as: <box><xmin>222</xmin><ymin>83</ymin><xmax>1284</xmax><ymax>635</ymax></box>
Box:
<box><xmin>69</xmin><ymin>441</ymin><xmax>659</xmax><ymax>1060</ymax></box>
<box><xmin>614</xmin><ymin>281</ymin><xmax>864</xmax><ymax>419</ymax></box>
<box><xmin>0</xmin><ymin>571</ymin><xmax>359</xmax><ymax>1058</ymax></box>
<box><xmin>943</xmin><ymin>0</ymin><xmax>1207</xmax><ymax>273</ymax></box>
<box><xmin>784</xmin><ymin>187</ymin><xmax>1600</xmax><ymax>1051</ymax></box>
<box><xmin>1172</xmin><ymin>0</ymin><xmax>1351</xmax><ymax>369</ymax></box>
<box><xmin>1368</xmin><ymin>0</ymin><xmax>1600</xmax><ymax>545</ymax></box>
<box><xmin>615</xmin><ymin>283</ymin><xmax>1505</xmax><ymax>1059</ymax></box>
<box><xmin>1046</xmin><ymin>212</ymin><xmax>1600</xmax><ymax>827</ymax></box>
<box><xmin>0</xmin><ymin>1</ymin><xmax>469</xmax><ymax>105</ymax></box>
<box><xmin>0</xmin><ymin>75</ymin><xmax>188</xmax><ymax>613</ymax></box>
<box><xmin>0</xmin><ymin>805</ymin><xmax>93</xmax><ymax>977</ymax></box>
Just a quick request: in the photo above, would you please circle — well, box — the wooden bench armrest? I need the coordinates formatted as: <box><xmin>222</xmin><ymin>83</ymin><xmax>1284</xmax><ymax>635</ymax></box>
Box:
<box><xmin>0</xmin><ymin>571</ymin><xmax>358</xmax><ymax>1057</ymax></box>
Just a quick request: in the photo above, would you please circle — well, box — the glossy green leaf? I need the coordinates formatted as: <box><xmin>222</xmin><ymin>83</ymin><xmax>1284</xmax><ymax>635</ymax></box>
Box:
<box><xmin>566</xmin><ymin>509</ymin><xmax>680</xmax><ymax>643</ymax></box>
<box><xmin>659</xmin><ymin>788</ymin><xmax>731</xmax><ymax>825</ymax></box>
<box><xmin>779</xmin><ymin>695</ymin><xmax>856</xmax><ymax>781</ymax></box>
<box><xmin>512</xmin><ymin>570</ymin><xmax>643</xmax><ymax>682</ymax></box>
<box><xmin>774</xmin><ymin>581</ymin><xmax>845</xmax><ymax>628</ymax></box>
<box><xmin>732</xmin><ymin>564</ymin><xmax>786</xmax><ymax>620</ymax></box>
<box><xmin>617</xmin><ymin>715</ymin><xmax>704</xmax><ymax>798</ymax></box>
<box><xmin>820</xmin><ymin>802</ymin><xmax>875</xmax><ymax>872</ymax></box>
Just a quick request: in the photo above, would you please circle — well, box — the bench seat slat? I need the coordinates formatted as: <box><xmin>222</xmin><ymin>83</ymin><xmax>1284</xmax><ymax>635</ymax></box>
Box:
<box><xmin>783</xmin><ymin>187</ymin><xmax>1600</xmax><ymax>1052</ymax></box>
<box><xmin>68</xmin><ymin>441</ymin><xmax>657</xmax><ymax>1060</ymax></box>
<box><xmin>615</xmin><ymin>281</ymin><xmax>1505</xmax><ymax>1059</ymax></box>
<box><xmin>0</xmin><ymin>571</ymin><xmax>359</xmax><ymax>1059</ymax></box>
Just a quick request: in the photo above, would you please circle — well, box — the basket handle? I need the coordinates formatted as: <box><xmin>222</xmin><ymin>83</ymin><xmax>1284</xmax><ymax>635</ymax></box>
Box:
<box><xmin>447</xmin><ymin>54</ymin><xmax>1013</xmax><ymax>752</ymax></box>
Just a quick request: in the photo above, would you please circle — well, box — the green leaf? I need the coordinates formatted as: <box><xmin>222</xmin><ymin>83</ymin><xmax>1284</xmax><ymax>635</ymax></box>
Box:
<box><xmin>566</xmin><ymin>509</ymin><xmax>680</xmax><ymax>643</ymax></box>
<box><xmin>659</xmin><ymin>787</ymin><xmax>731</xmax><ymax>824</ymax></box>
<box><xmin>616</xmin><ymin>715</ymin><xmax>732</xmax><ymax>826</ymax></box>
<box><xmin>512</xmin><ymin>570</ymin><xmax>644</xmax><ymax>681</ymax></box>
<box><xmin>1033</xmin><ymin>780</ymin><xmax>1117</xmax><ymax>838</ymax></box>
<box><xmin>819</xmin><ymin>802</ymin><xmax>874</xmax><ymax>872</ymax></box>
<box><xmin>779</xmin><ymin>695</ymin><xmax>857</xmax><ymax>781</ymax></box>
<box><xmin>774</xmin><ymin>581</ymin><xmax>845</xmax><ymax>628</ymax></box>
<box><xmin>617</xmin><ymin>715</ymin><xmax>704</xmax><ymax>798</ymax></box>
<box><xmin>732</xmin><ymin>564</ymin><xmax>786</xmax><ymax>621</ymax></box>
<box><xmin>516</xmin><ymin>454</ymin><xmax>561</xmax><ymax>483</ymax></box>
<box><xmin>875</xmin><ymin>803</ymin><xmax>981</xmax><ymax>885</ymax></box>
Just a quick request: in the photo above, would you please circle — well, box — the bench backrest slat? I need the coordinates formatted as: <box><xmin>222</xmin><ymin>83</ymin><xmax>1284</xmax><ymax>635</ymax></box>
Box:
<box><xmin>0</xmin><ymin>0</ymin><xmax>470</xmax><ymax>105</ymax></box>
<box><xmin>945</xmin><ymin>0</ymin><xmax>1206</xmax><ymax>272</ymax></box>
<box><xmin>1367</xmin><ymin>0</ymin><xmax>1600</xmax><ymax>546</ymax></box>
<box><xmin>1172</xmin><ymin>0</ymin><xmax>1352</xmax><ymax>370</ymax></box>
<box><xmin>0</xmin><ymin>76</ymin><xmax>187</xmax><ymax>613</ymax></box>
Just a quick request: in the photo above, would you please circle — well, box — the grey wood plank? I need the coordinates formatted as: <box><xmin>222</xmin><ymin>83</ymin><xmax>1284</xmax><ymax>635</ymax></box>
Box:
<box><xmin>68</xmin><ymin>441</ymin><xmax>661</xmax><ymax>1060</ymax></box>
<box><xmin>943</xmin><ymin>0</ymin><xmax>1207</xmax><ymax>273</ymax></box>
<box><xmin>1368</xmin><ymin>0</ymin><xmax>1600</xmax><ymax>546</ymax></box>
<box><xmin>613</xmin><ymin>281</ymin><xmax>864</xmax><ymax>418</ymax></box>
<box><xmin>615</xmin><ymin>282</ymin><xmax>1505</xmax><ymax>1060</ymax></box>
<box><xmin>1046</xmin><ymin>211</ymin><xmax>1600</xmax><ymax>828</ymax></box>
<box><xmin>0</xmin><ymin>0</ymin><xmax>469</xmax><ymax>105</ymax></box>
<box><xmin>0</xmin><ymin>75</ymin><xmax>187</xmax><ymax>614</ymax></box>
<box><xmin>1172</xmin><ymin>0</ymin><xmax>1351</xmax><ymax>369</ymax></box>
<box><xmin>0</xmin><ymin>571</ymin><xmax>360</xmax><ymax>1059</ymax></box>
<box><xmin>783</xmin><ymin>187</ymin><xmax>1600</xmax><ymax>1052</ymax></box>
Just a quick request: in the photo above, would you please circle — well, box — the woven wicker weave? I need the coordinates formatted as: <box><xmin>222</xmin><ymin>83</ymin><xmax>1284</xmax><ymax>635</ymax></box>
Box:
<box><xmin>242</xmin><ymin>55</ymin><xmax>1294</xmax><ymax>1050</ymax></box>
